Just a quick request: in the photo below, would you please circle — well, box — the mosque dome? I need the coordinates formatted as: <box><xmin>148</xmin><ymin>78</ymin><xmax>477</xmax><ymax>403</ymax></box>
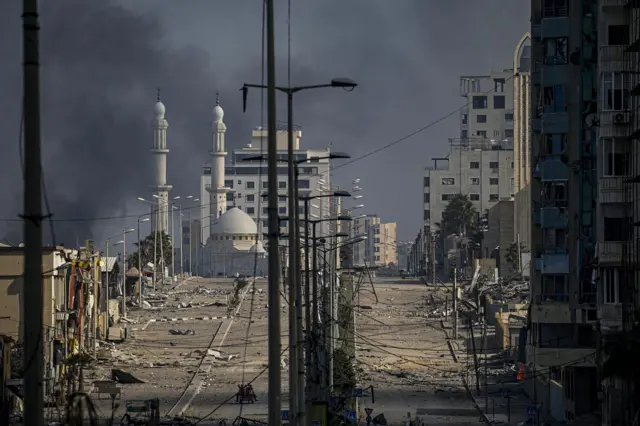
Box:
<box><xmin>213</xmin><ymin>92</ymin><xmax>224</xmax><ymax>122</ymax></box>
<box><xmin>154</xmin><ymin>101</ymin><xmax>166</xmax><ymax>119</ymax></box>
<box><xmin>211</xmin><ymin>207</ymin><xmax>257</xmax><ymax>235</ymax></box>
<box><xmin>249</xmin><ymin>240</ymin><xmax>266</xmax><ymax>254</ymax></box>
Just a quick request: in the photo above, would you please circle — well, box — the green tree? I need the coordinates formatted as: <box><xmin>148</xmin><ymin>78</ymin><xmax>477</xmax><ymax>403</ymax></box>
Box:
<box><xmin>127</xmin><ymin>231</ymin><xmax>172</xmax><ymax>273</ymax></box>
<box><xmin>505</xmin><ymin>241</ymin><xmax>527</xmax><ymax>273</ymax></box>
<box><xmin>441</xmin><ymin>194</ymin><xmax>477</xmax><ymax>237</ymax></box>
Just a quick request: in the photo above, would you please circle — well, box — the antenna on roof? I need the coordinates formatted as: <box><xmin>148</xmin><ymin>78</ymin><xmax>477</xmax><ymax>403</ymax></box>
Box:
<box><xmin>157</xmin><ymin>88</ymin><xmax>161</xmax><ymax>102</ymax></box>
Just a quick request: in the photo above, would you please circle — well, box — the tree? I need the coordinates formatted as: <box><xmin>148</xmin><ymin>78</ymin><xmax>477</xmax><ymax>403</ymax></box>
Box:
<box><xmin>127</xmin><ymin>231</ymin><xmax>172</xmax><ymax>273</ymax></box>
<box><xmin>441</xmin><ymin>194</ymin><xmax>477</xmax><ymax>237</ymax></box>
<box><xmin>505</xmin><ymin>241</ymin><xmax>527</xmax><ymax>273</ymax></box>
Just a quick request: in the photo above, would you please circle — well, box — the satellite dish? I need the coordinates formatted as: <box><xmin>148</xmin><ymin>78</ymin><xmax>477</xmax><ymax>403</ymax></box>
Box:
<box><xmin>585</xmin><ymin>114</ymin><xmax>599</xmax><ymax>128</ymax></box>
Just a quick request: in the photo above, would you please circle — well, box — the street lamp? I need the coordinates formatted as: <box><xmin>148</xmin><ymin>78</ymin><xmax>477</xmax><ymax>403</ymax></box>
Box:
<box><xmin>112</xmin><ymin>228</ymin><xmax>133</xmax><ymax>317</ymax></box>
<box><xmin>137</xmin><ymin>217</ymin><xmax>150</xmax><ymax>306</ymax></box>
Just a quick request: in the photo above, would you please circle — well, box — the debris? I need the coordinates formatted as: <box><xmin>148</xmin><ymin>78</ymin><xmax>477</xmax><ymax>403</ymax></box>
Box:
<box><xmin>169</xmin><ymin>329</ymin><xmax>196</xmax><ymax>335</ymax></box>
<box><xmin>111</xmin><ymin>368</ymin><xmax>145</xmax><ymax>384</ymax></box>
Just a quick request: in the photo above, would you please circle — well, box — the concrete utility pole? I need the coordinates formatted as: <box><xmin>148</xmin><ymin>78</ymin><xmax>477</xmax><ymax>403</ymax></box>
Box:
<box><xmin>516</xmin><ymin>233</ymin><xmax>522</xmax><ymax>278</ymax></box>
<box><xmin>22</xmin><ymin>1</ymin><xmax>44</xmax><ymax>424</ymax></box>
<box><xmin>453</xmin><ymin>268</ymin><xmax>458</xmax><ymax>339</ymax></box>
<box><xmin>431</xmin><ymin>234</ymin><xmax>436</xmax><ymax>290</ymax></box>
<box><xmin>265</xmin><ymin>1</ymin><xmax>282</xmax><ymax>425</ymax></box>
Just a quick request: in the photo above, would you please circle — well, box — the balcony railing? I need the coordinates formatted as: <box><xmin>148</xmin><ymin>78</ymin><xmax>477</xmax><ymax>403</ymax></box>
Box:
<box><xmin>601</xmin><ymin>0</ymin><xmax>629</xmax><ymax>7</ymax></box>
<box><xmin>598</xmin><ymin>241</ymin><xmax>636</xmax><ymax>264</ymax></box>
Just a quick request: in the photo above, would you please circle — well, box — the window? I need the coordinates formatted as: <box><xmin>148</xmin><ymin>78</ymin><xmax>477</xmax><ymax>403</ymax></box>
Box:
<box><xmin>278</xmin><ymin>181</ymin><xmax>287</xmax><ymax>189</ymax></box>
<box><xmin>603</xmin><ymin>217</ymin><xmax>631</xmax><ymax>241</ymax></box>
<box><xmin>493</xmin><ymin>130</ymin><xmax>501</xmax><ymax>137</ymax></box>
<box><xmin>490</xmin><ymin>178</ymin><xmax>499</xmax><ymax>185</ymax></box>
<box><xmin>602</xmin><ymin>72</ymin><xmax>630</xmax><ymax>111</ymax></box>
<box><xmin>602</xmin><ymin>268</ymin><xmax>620</xmax><ymax>304</ymax></box>
<box><xmin>374</xmin><ymin>247</ymin><xmax>380</xmax><ymax>253</ymax></box>
<box><xmin>470</xmin><ymin>161</ymin><xmax>480</xmax><ymax>169</ymax></box>
<box><xmin>603</xmin><ymin>138</ymin><xmax>629</xmax><ymax>176</ymax></box>
<box><xmin>469</xmin><ymin>177</ymin><xmax>480</xmax><ymax>185</ymax></box>
<box><xmin>494</xmin><ymin>95</ymin><xmax>506</xmax><ymax>109</ymax></box>
<box><xmin>424</xmin><ymin>177</ymin><xmax>430</xmax><ymax>187</ymax></box>
<box><xmin>476</xmin><ymin>115</ymin><xmax>487</xmax><ymax>123</ymax></box>
<box><xmin>278</xmin><ymin>207</ymin><xmax>286</xmax><ymax>215</ymax></box>
<box><xmin>423</xmin><ymin>193</ymin><xmax>430</xmax><ymax>203</ymax></box>
<box><xmin>262</xmin><ymin>207</ymin><xmax>268</xmax><ymax>215</ymax></box>
<box><xmin>423</xmin><ymin>210</ymin><xmax>430</xmax><ymax>220</ymax></box>
<box><xmin>511</xmin><ymin>161</ymin><xmax>514</xmax><ymax>169</ymax></box>
<box><xmin>461</xmin><ymin>114</ymin><xmax>468</xmax><ymax>124</ymax></box>
<box><xmin>494</xmin><ymin>78</ymin><xmax>505</xmax><ymax>92</ymax></box>
<box><xmin>543</xmin><ymin>181</ymin><xmax>566</xmax><ymax>203</ymax></box>
<box><xmin>608</xmin><ymin>25</ymin><xmax>629</xmax><ymax>46</ymax></box>
<box><xmin>543</xmin><ymin>0</ymin><xmax>568</xmax><ymax>17</ymax></box>
<box><xmin>541</xmin><ymin>275</ymin><xmax>568</xmax><ymax>301</ymax></box>
<box><xmin>477</xmin><ymin>130</ymin><xmax>487</xmax><ymax>137</ymax></box>
<box><xmin>298</xmin><ymin>180</ymin><xmax>310</xmax><ymax>189</ymax></box>
<box><xmin>472</xmin><ymin>96</ymin><xmax>488</xmax><ymax>109</ymax></box>
<box><xmin>489</xmin><ymin>162</ymin><xmax>499</xmax><ymax>169</ymax></box>
<box><xmin>543</xmin><ymin>134</ymin><xmax>567</xmax><ymax>156</ymax></box>
<box><xmin>226</xmin><ymin>193</ymin><xmax>234</xmax><ymax>201</ymax></box>
<box><xmin>505</xmin><ymin>129</ymin><xmax>514</xmax><ymax>138</ymax></box>
<box><xmin>246</xmin><ymin>207</ymin><xmax>255</xmax><ymax>214</ymax></box>
<box><xmin>489</xmin><ymin>194</ymin><xmax>499</xmax><ymax>201</ymax></box>
<box><xmin>470</xmin><ymin>194</ymin><xmax>480</xmax><ymax>201</ymax></box>
<box><xmin>225</xmin><ymin>179</ymin><xmax>234</xmax><ymax>188</ymax></box>
<box><xmin>461</xmin><ymin>130</ymin><xmax>468</xmax><ymax>139</ymax></box>
<box><xmin>246</xmin><ymin>194</ymin><xmax>255</xmax><ymax>202</ymax></box>
<box><xmin>511</xmin><ymin>178</ymin><xmax>515</xmax><ymax>187</ymax></box>
<box><xmin>442</xmin><ymin>194</ymin><xmax>456</xmax><ymax>201</ymax></box>
<box><xmin>246</xmin><ymin>181</ymin><xmax>255</xmax><ymax>189</ymax></box>
<box><xmin>278</xmin><ymin>196</ymin><xmax>287</xmax><ymax>202</ymax></box>
<box><xmin>542</xmin><ymin>85</ymin><xmax>566</xmax><ymax>112</ymax></box>
<box><xmin>262</xmin><ymin>181</ymin><xmax>269</xmax><ymax>189</ymax></box>
<box><xmin>505</xmin><ymin>113</ymin><xmax>514</xmax><ymax>121</ymax></box>
<box><xmin>543</xmin><ymin>38</ymin><xmax>568</xmax><ymax>65</ymax></box>
<box><xmin>441</xmin><ymin>177</ymin><xmax>455</xmax><ymax>185</ymax></box>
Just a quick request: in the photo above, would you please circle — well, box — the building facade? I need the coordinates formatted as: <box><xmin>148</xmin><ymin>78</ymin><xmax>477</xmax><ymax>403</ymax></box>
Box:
<box><xmin>529</xmin><ymin>0</ymin><xmax>598</xmax><ymax>421</ymax></box>
<box><xmin>349</xmin><ymin>215</ymin><xmax>397</xmax><ymax>266</ymax></box>
<box><xmin>513</xmin><ymin>34</ymin><xmax>533</xmax><ymax>250</ymax></box>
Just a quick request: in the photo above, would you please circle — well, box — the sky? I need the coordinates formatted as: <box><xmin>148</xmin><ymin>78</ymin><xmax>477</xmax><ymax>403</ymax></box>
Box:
<box><xmin>0</xmin><ymin>0</ymin><xmax>529</xmax><ymax>249</ymax></box>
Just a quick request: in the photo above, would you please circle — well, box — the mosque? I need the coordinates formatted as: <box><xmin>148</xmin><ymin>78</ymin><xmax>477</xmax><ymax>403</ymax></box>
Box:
<box><xmin>200</xmin><ymin>95</ymin><xmax>268</xmax><ymax>277</ymax></box>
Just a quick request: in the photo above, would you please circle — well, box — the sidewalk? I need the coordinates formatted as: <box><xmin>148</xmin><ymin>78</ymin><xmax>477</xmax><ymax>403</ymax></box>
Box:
<box><xmin>441</xmin><ymin>319</ymin><xmax>545</xmax><ymax>425</ymax></box>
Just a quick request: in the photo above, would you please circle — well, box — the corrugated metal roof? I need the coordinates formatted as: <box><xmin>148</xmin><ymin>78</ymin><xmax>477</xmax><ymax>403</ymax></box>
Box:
<box><xmin>102</xmin><ymin>256</ymin><xmax>118</xmax><ymax>272</ymax></box>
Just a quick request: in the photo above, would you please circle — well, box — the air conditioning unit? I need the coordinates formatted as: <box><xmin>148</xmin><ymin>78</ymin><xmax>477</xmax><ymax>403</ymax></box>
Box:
<box><xmin>613</xmin><ymin>113</ymin><xmax>629</xmax><ymax>124</ymax></box>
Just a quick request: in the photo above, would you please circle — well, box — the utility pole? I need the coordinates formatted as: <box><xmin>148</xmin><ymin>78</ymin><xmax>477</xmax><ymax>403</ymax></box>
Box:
<box><xmin>22</xmin><ymin>1</ymin><xmax>44</xmax><ymax>424</ymax></box>
<box><xmin>303</xmin><ymin>198</ymin><xmax>313</xmax><ymax>426</ymax></box>
<box><xmin>516</xmin><ymin>233</ymin><xmax>522</xmax><ymax>278</ymax></box>
<box><xmin>469</xmin><ymin>317</ymin><xmax>481</xmax><ymax>395</ymax></box>
<box><xmin>265</xmin><ymin>1</ymin><xmax>282</xmax><ymax>425</ymax></box>
<box><xmin>453</xmin><ymin>268</ymin><xmax>458</xmax><ymax>339</ymax></box>
<box><xmin>171</xmin><ymin>204</ymin><xmax>175</xmax><ymax>279</ymax></box>
<box><xmin>484</xmin><ymin>323</ymin><xmax>488</xmax><ymax>414</ymax></box>
<box><xmin>138</xmin><ymin>222</ymin><xmax>143</xmax><ymax>307</ymax></box>
<box><xmin>122</xmin><ymin>230</ymin><xmax>128</xmax><ymax>318</ymax></box>
<box><xmin>153</xmin><ymin>224</ymin><xmax>157</xmax><ymax>290</ymax></box>
<box><xmin>431</xmin><ymin>233</ymin><xmax>436</xmax><ymax>290</ymax></box>
<box><xmin>188</xmin><ymin>211</ymin><xmax>192</xmax><ymax>276</ymax></box>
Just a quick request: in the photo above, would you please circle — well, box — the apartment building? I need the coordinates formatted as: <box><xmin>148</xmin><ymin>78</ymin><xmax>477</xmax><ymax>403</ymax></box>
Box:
<box><xmin>597</xmin><ymin>2</ymin><xmax>640</xmax><ymax>424</ymax></box>
<box><xmin>200</xmin><ymin>128</ymin><xmax>332</xmax><ymax>244</ymax></box>
<box><xmin>349</xmin><ymin>215</ymin><xmax>397</xmax><ymax>266</ymax></box>
<box><xmin>529</xmin><ymin>0</ymin><xmax>598</xmax><ymax>421</ymax></box>
<box><xmin>513</xmin><ymin>35</ymin><xmax>533</xmax><ymax>250</ymax></box>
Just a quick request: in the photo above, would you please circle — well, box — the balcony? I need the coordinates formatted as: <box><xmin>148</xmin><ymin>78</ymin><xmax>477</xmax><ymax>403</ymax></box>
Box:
<box><xmin>534</xmin><ymin>253</ymin><xmax>569</xmax><ymax>274</ymax></box>
<box><xmin>534</xmin><ymin>158</ymin><xmax>569</xmax><ymax>181</ymax></box>
<box><xmin>541</xmin><ymin>17</ymin><xmax>570</xmax><ymax>39</ymax></box>
<box><xmin>599</xmin><ymin>111</ymin><xmax>633</xmax><ymax>138</ymax></box>
<box><xmin>599</xmin><ymin>46</ymin><xmax>627</xmax><ymax>73</ymax></box>
<box><xmin>534</xmin><ymin>207</ymin><xmax>569</xmax><ymax>228</ymax></box>
<box><xmin>541</xmin><ymin>112</ymin><xmax>569</xmax><ymax>134</ymax></box>
<box><xmin>599</xmin><ymin>177</ymin><xmax>628</xmax><ymax>203</ymax></box>
<box><xmin>601</xmin><ymin>0</ymin><xmax>629</xmax><ymax>7</ymax></box>
<box><xmin>598</xmin><ymin>304</ymin><xmax>623</xmax><ymax>332</ymax></box>
<box><xmin>531</xmin><ymin>298</ymin><xmax>572</xmax><ymax>324</ymax></box>
<box><xmin>598</xmin><ymin>241</ymin><xmax>636</xmax><ymax>264</ymax></box>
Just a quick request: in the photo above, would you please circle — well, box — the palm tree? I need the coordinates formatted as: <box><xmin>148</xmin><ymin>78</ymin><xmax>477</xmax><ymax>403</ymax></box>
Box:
<box><xmin>441</xmin><ymin>194</ymin><xmax>477</xmax><ymax>237</ymax></box>
<box><xmin>127</xmin><ymin>231</ymin><xmax>172</xmax><ymax>273</ymax></box>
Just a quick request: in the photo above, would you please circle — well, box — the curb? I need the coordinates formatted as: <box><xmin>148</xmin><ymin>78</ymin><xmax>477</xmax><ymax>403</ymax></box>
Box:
<box><xmin>134</xmin><ymin>316</ymin><xmax>229</xmax><ymax>331</ymax></box>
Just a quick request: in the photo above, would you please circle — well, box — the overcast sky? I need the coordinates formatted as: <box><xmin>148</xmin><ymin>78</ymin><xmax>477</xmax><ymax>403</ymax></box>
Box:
<box><xmin>0</xmin><ymin>0</ymin><xmax>529</xmax><ymax>247</ymax></box>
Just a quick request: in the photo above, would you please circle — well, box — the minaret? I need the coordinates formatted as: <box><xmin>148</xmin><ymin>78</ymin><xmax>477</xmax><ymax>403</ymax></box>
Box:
<box><xmin>207</xmin><ymin>93</ymin><xmax>229</xmax><ymax>237</ymax></box>
<box><xmin>151</xmin><ymin>89</ymin><xmax>172</xmax><ymax>233</ymax></box>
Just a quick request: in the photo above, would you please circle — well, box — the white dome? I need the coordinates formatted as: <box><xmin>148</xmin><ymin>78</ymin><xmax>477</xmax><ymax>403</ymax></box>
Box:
<box><xmin>154</xmin><ymin>101</ymin><xmax>166</xmax><ymax>119</ymax></box>
<box><xmin>211</xmin><ymin>207</ymin><xmax>257</xmax><ymax>235</ymax></box>
<box><xmin>249</xmin><ymin>241</ymin><xmax>266</xmax><ymax>254</ymax></box>
<box><xmin>213</xmin><ymin>104</ymin><xmax>224</xmax><ymax>122</ymax></box>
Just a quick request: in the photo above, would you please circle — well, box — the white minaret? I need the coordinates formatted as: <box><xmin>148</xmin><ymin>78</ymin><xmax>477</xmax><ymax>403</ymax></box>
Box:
<box><xmin>207</xmin><ymin>93</ymin><xmax>229</xmax><ymax>237</ymax></box>
<box><xmin>151</xmin><ymin>90</ymin><xmax>172</xmax><ymax>234</ymax></box>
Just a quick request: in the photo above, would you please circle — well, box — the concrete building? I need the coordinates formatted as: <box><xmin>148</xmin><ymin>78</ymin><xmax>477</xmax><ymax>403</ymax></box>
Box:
<box><xmin>150</xmin><ymin>94</ymin><xmax>172</xmax><ymax>234</ymax></box>
<box><xmin>396</xmin><ymin>241</ymin><xmax>413</xmax><ymax>271</ymax></box>
<box><xmin>423</xmin><ymin>138</ymin><xmax>515</xmax><ymax>234</ymax></box>
<box><xmin>349</xmin><ymin>215</ymin><xmax>397</xmax><ymax>266</ymax></box>
<box><xmin>200</xmin><ymin>127</ymin><xmax>333</xmax><ymax>245</ymax></box>
<box><xmin>512</xmin><ymin>34</ymin><xmax>533</xmax><ymax>250</ymax></box>
<box><xmin>596</xmin><ymin>2</ymin><xmax>640</xmax><ymax>424</ymax></box>
<box><xmin>529</xmin><ymin>0</ymin><xmax>598</xmax><ymax>421</ymax></box>
<box><xmin>181</xmin><ymin>218</ymin><xmax>201</xmax><ymax>275</ymax></box>
<box><xmin>482</xmin><ymin>199</ymin><xmax>515</xmax><ymax>277</ymax></box>
<box><xmin>379</xmin><ymin>222</ymin><xmax>398</xmax><ymax>265</ymax></box>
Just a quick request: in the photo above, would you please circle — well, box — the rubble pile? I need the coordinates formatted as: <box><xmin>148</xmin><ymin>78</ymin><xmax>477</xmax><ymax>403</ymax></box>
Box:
<box><xmin>480</xmin><ymin>279</ymin><xmax>530</xmax><ymax>304</ymax></box>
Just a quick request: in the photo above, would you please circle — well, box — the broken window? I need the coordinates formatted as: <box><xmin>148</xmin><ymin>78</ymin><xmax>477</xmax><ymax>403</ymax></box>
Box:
<box><xmin>542</xmin><ymin>85</ymin><xmax>566</xmax><ymax>113</ymax></box>
<box><xmin>543</xmin><ymin>38</ymin><xmax>568</xmax><ymax>65</ymax></box>
<box><xmin>543</xmin><ymin>0</ymin><xmax>568</xmax><ymax>17</ymax></box>
<box><xmin>494</xmin><ymin>78</ymin><xmax>505</xmax><ymax>92</ymax></box>
<box><xmin>542</xmin><ymin>134</ymin><xmax>567</xmax><ymax>156</ymax></box>
<box><xmin>603</xmin><ymin>217</ymin><xmax>631</xmax><ymax>241</ymax></box>
<box><xmin>441</xmin><ymin>177</ymin><xmax>455</xmax><ymax>186</ymax></box>
<box><xmin>542</xmin><ymin>182</ymin><xmax>567</xmax><ymax>204</ymax></box>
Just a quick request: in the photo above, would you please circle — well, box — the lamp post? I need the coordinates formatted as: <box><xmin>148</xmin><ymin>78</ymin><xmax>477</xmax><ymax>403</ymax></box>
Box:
<box><xmin>113</xmin><ymin>228</ymin><xmax>134</xmax><ymax>317</ymax></box>
<box><xmin>137</xmin><ymin>216</ymin><xmax>150</xmax><ymax>306</ymax></box>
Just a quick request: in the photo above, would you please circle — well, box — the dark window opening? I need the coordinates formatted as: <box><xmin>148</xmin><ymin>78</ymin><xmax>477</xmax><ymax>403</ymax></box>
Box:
<box><xmin>608</xmin><ymin>25</ymin><xmax>629</xmax><ymax>46</ymax></box>
<box><xmin>472</xmin><ymin>96</ymin><xmax>488</xmax><ymax>109</ymax></box>
<box><xmin>543</xmin><ymin>38</ymin><xmax>568</xmax><ymax>65</ymax></box>
<box><xmin>494</xmin><ymin>95</ymin><xmax>506</xmax><ymax>109</ymax></box>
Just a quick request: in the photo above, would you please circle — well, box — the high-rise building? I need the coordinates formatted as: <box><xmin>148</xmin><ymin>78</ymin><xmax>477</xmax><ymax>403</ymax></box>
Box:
<box><xmin>529</xmin><ymin>0</ymin><xmax>598</xmax><ymax>421</ymax></box>
<box><xmin>513</xmin><ymin>35</ymin><xmax>533</xmax><ymax>250</ymax></box>
<box><xmin>349</xmin><ymin>215</ymin><xmax>397</xmax><ymax>266</ymax></box>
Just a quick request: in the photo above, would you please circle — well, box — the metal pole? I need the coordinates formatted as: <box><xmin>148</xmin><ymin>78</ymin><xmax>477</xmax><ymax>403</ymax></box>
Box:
<box><xmin>180</xmin><ymin>204</ymin><xmax>184</xmax><ymax>276</ymax></box>
<box><xmin>286</xmin><ymin>93</ymin><xmax>298</xmax><ymax>426</ymax></box>
<box><xmin>123</xmin><ymin>231</ymin><xmax>127</xmax><ymax>318</ymax></box>
<box><xmin>105</xmin><ymin>240</ymin><xmax>109</xmax><ymax>315</ymax></box>
<box><xmin>138</xmin><ymin>221</ymin><xmax>142</xmax><ymax>307</ymax></box>
<box><xmin>22</xmin><ymin>0</ymin><xmax>44</xmax><ymax>421</ymax></box>
<box><xmin>153</xmin><ymin>219</ymin><xmax>157</xmax><ymax>291</ymax></box>
<box><xmin>324</xmin><ymin>244</ymin><xmax>333</xmax><ymax>393</ymax></box>
<box><xmin>171</xmin><ymin>204</ymin><xmax>175</xmax><ymax>278</ymax></box>
<box><xmin>294</xmin><ymin>168</ymin><xmax>305</xmax><ymax>425</ymax></box>
<box><xmin>516</xmin><ymin>233</ymin><xmax>522</xmax><ymax>277</ymax></box>
<box><xmin>484</xmin><ymin>322</ymin><xmax>488</xmax><ymax>414</ymax></box>
<box><xmin>431</xmin><ymin>234</ymin><xmax>436</xmax><ymax>290</ymax></box>
<box><xmin>312</xmin><ymin>222</ymin><xmax>319</xmax><ymax>391</ymax></box>
<box><xmin>453</xmin><ymin>267</ymin><xmax>458</xmax><ymax>339</ymax></box>
<box><xmin>265</xmin><ymin>0</ymin><xmax>282</xmax><ymax>423</ymax></box>
<box><xmin>189</xmin><ymin>211</ymin><xmax>192</xmax><ymax>275</ymax></box>
<box><xmin>304</xmin><ymin>198</ymin><xmax>313</xmax><ymax>425</ymax></box>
